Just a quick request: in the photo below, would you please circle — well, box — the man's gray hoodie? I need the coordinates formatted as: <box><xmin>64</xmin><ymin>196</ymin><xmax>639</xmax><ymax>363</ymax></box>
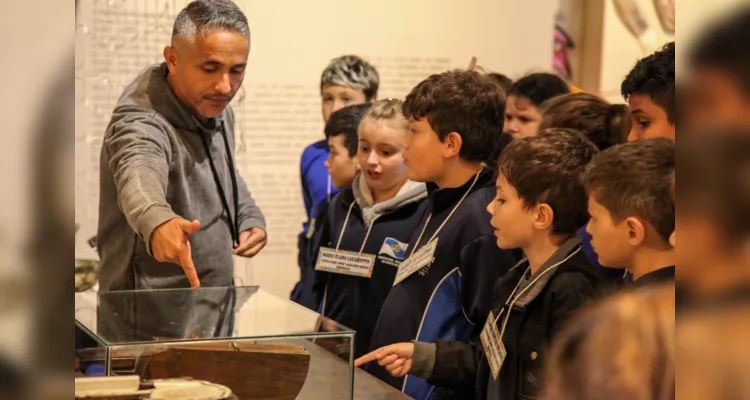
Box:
<box><xmin>97</xmin><ymin>62</ymin><xmax>265</xmax><ymax>292</ymax></box>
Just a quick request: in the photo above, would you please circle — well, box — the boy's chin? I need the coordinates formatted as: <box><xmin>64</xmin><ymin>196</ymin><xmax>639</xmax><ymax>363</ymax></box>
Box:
<box><xmin>494</xmin><ymin>235</ymin><xmax>513</xmax><ymax>250</ymax></box>
<box><xmin>331</xmin><ymin>177</ymin><xmax>354</xmax><ymax>190</ymax></box>
<box><xmin>599</xmin><ymin>261</ymin><xmax>622</xmax><ymax>269</ymax></box>
<box><xmin>596</xmin><ymin>256</ymin><xmax>623</xmax><ymax>270</ymax></box>
<box><xmin>406</xmin><ymin>168</ymin><xmax>430</xmax><ymax>183</ymax></box>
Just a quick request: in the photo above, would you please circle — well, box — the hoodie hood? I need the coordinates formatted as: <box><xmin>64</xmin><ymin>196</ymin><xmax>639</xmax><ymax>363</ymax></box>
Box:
<box><xmin>114</xmin><ymin>62</ymin><xmax>222</xmax><ymax>135</ymax></box>
<box><xmin>352</xmin><ymin>173</ymin><xmax>427</xmax><ymax>226</ymax></box>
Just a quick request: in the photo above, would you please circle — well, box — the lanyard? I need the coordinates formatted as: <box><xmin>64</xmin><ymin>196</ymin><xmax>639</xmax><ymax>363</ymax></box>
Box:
<box><xmin>407</xmin><ymin>167</ymin><xmax>484</xmax><ymax>259</ymax></box>
<box><xmin>335</xmin><ymin>202</ymin><xmax>377</xmax><ymax>255</ymax></box>
<box><xmin>492</xmin><ymin>248</ymin><xmax>582</xmax><ymax>339</ymax></box>
<box><xmin>200</xmin><ymin>121</ymin><xmax>240</xmax><ymax>247</ymax></box>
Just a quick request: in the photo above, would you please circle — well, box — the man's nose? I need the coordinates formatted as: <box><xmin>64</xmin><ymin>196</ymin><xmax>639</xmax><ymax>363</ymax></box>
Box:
<box><xmin>215</xmin><ymin>73</ymin><xmax>232</xmax><ymax>95</ymax></box>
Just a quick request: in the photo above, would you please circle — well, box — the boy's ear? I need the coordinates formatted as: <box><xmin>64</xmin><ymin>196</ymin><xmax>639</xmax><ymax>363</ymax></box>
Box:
<box><xmin>534</xmin><ymin>203</ymin><xmax>555</xmax><ymax>231</ymax></box>
<box><xmin>625</xmin><ymin>217</ymin><xmax>646</xmax><ymax>246</ymax></box>
<box><xmin>442</xmin><ymin>132</ymin><xmax>463</xmax><ymax>158</ymax></box>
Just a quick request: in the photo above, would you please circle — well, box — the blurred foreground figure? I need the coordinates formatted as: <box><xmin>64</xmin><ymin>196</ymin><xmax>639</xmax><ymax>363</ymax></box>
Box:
<box><xmin>544</xmin><ymin>284</ymin><xmax>675</xmax><ymax>400</ymax></box>
<box><xmin>677</xmin><ymin>128</ymin><xmax>750</xmax><ymax>400</ymax></box>
<box><xmin>677</xmin><ymin>128</ymin><xmax>750</xmax><ymax>302</ymax></box>
<box><xmin>686</xmin><ymin>5</ymin><xmax>750</xmax><ymax>129</ymax></box>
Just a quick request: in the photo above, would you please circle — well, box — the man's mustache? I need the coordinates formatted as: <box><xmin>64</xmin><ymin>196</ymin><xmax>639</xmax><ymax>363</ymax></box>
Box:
<box><xmin>204</xmin><ymin>95</ymin><xmax>232</xmax><ymax>101</ymax></box>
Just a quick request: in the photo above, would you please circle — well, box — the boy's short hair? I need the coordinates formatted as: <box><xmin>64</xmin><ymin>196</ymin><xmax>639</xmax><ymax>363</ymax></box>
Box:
<box><xmin>324</xmin><ymin>103</ymin><xmax>372</xmax><ymax>157</ymax></box>
<box><xmin>539</xmin><ymin>93</ymin><xmax>631</xmax><ymax>151</ymax></box>
<box><xmin>508</xmin><ymin>73</ymin><xmax>571</xmax><ymax>107</ymax></box>
<box><xmin>320</xmin><ymin>55</ymin><xmax>380</xmax><ymax>100</ymax></box>
<box><xmin>689</xmin><ymin>9</ymin><xmax>750</xmax><ymax>100</ymax></box>
<box><xmin>621</xmin><ymin>42</ymin><xmax>676</xmax><ymax>123</ymax></box>
<box><xmin>498</xmin><ymin>128</ymin><xmax>598</xmax><ymax>236</ymax></box>
<box><xmin>402</xmin><ymin>69</ymin><xmax>506</xmax><ymax>165</ymax></box>
<box><xmin>487</xmin><ymin>73</ymin><xmax>513</xmax><ymax>94</ymax></box>
<box><xmin>583</xmin><ymin>138</ymin><xmax>675</xmax><ymax>243</ymax></box>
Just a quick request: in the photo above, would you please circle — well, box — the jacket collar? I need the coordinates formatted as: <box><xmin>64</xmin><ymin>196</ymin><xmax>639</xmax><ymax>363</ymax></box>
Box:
<box><xmin>425</xmin><ymin>167</ymin><xmax>495</xmax><ymax>213</ymax></box>
<box><xmin>505</xmin><ymin>236</ymin><xmax>583</xmax><ymax>309</ymax></box>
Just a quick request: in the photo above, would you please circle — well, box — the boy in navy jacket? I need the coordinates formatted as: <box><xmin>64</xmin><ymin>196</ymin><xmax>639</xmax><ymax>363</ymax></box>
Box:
<box><xmin>361</xmin><ymin>70</ymin><xmax>517</xmax><ymax>399</ymax></box>
<box><xmin>314</xmin><ymin>99</ymin><xmax>428</xmax><ymax>358</ymax></box>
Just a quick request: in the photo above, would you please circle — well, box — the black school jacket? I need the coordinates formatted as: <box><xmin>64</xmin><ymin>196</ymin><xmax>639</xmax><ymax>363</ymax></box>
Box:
<box><xmin>366</xmin><ymin>167</ymin><xmax>518</xmax><ymax>399</ymax></box>
<box><xmin>427</xmin><ymin>237</ymin><xmax>603</xmax><ymax>400</ymax></box>
<box><xmin>312</xmin><ymin>176</ymin><xmax>428</xmax><ymax>358</ymax></box>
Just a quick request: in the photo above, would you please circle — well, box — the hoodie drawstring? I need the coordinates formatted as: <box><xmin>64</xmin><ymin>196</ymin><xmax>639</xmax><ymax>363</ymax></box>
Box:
<box><xmin>200</xmin><ymin>121</ymin><xmax>240</xmax><ymax>247</ymax></box>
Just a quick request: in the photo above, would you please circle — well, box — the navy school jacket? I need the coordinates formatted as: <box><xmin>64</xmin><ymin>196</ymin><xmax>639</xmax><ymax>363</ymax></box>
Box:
<box><xmin>426</xmin><ymin>238</ymin><xmax>603</xmax><ymax>400</ymax></box>
<box><xmin>312</xmin><ymin>179</ymin><xmax>429</xmax><ymax>359</ymax></box>
<box><xmin>364</xmin><ymin>167</ymin><xmax>518</xmax><ymax>399</ymax></box>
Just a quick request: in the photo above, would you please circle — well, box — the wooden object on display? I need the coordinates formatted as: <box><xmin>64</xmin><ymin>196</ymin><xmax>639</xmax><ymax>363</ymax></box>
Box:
<box><xmin>76</xmin><ymin>341</ymin><xmax>311</xmax><ymax>399</ymax></box>
<box><xmin>137</xmin><ymin>342</ymin><xmax>310</xmax><ymax>400</ymax></box>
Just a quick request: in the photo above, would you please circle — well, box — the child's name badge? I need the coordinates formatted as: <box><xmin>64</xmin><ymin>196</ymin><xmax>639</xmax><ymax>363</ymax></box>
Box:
<box><xmin>392</xmin><ymin>238</ymin><xmax>438</xmax><ymax>286</ymax></box>
<box><xmin>480</xmin><ymin>311</ymin><xmax>507</xmax><ymax>381</ymax></box>
<box><xmin>315</xmin><ymin>247</ymin><xmax>376</xmax><ymax>278</ymax></box>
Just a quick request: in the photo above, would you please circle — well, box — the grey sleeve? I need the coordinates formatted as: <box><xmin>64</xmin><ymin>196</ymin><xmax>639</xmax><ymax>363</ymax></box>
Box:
<box><xmin>410</xmin><ymin>341</ymin><xmax>437</xmax><ymax>380</ymax></box>
<box><xmin>104</xmin><ymin>117</ymin><xmax>179</xmax><ymax>254</ymax></box>
<box><xmin>224</xmin><ymin>107</ymin><xmax>266</xmax><ymax>233</ymax></box>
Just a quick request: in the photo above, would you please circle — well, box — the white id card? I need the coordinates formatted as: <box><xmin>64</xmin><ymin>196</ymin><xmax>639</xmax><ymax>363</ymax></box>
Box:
<box><xmin>315</xmin><ymin>247</ymin><xmax>376</xmax><ymax>278</ymax></box>
<box><xmin>392</xmin><ymin>238</ymin><xmax>438</xmax><ymax>286</ymax></box>
<box><xmin>480</xmin><ymin>311</ymin><xmax>507</xmax><ymax>380</ymax></box>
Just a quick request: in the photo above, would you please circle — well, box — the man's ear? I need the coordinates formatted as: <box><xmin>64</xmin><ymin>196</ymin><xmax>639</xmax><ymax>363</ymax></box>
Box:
<box><xmin>163</xmin><ymin>45</ymin><xmax>177</xmax><ymax>72</ymax></box>
<box><xmin>442</xmin><ymin>132</ymin><xmax>463</xmax><ymax>159</ymax></box>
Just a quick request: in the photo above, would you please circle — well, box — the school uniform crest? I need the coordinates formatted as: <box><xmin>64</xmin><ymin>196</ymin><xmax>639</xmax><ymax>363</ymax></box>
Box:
<box><xmin>379</xmin><ymin>237</ymin><xmax>409</xmax><ymax>260</ymax></box>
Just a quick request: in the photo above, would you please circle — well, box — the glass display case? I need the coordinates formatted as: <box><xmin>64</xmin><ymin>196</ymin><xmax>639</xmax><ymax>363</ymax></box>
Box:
<box><xmin>75</xmin><ymin>286</ymin><xmax>360</xmax><ymax>400</ymax></box>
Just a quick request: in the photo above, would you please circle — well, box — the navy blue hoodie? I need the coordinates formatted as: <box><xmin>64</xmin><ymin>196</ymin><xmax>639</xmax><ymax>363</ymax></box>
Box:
<box><xmin>365</xmin><ymin>167</ymin><xmax>518</xmax><ymax>399</ymax></box>
<box><xmin>313</xmin><ymin>175</ymin><xmax>428</xmax><ymax>358</ymax></box>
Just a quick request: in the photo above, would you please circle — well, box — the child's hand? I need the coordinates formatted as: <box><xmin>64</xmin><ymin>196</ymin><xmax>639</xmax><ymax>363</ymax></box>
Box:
<box><xmin>354</xmin><ymin>342</ymin><xmax>415</xmax><ymax>377</ymax></box>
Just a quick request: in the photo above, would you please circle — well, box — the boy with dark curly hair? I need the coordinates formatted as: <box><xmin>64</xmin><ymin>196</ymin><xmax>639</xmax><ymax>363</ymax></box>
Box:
<box><xmin>621</xmin><ymin>42</ymin><xmax>675</xmax><ymax>141</ymax></box>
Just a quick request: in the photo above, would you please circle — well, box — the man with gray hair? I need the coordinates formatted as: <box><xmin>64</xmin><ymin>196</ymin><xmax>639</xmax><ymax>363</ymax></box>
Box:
<box><xmin>97</xmin><ymin>0</ymin><xmax>266</xmax><ymax>293</ymax></box>
<box><xmin>291</xmin><ymin>55</ymin><xmax>379</xmax><ymax>309</ymax></box>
